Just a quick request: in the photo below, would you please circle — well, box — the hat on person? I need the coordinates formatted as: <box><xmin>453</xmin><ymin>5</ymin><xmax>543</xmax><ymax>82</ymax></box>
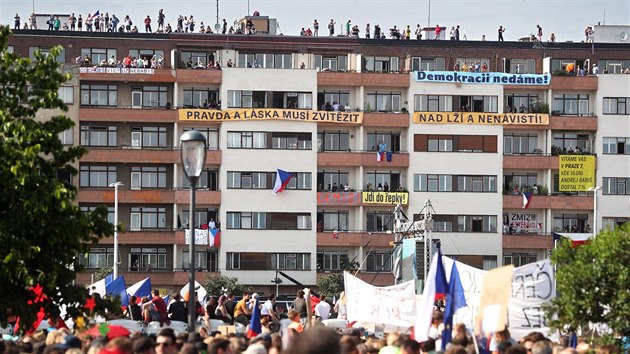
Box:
<box><xmin>55</xmin><ymin>335</ymin><xmax>82</xmax><ymax>350</ymax></box>
<box><xmin>243</xmin><ymin>343</ymin><xmax>267</xmax><ymax>354</ymax></box>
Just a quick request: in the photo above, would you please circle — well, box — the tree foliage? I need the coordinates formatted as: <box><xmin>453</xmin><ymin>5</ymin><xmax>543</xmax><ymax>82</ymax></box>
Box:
<box><xmin>545</xmin><ymin>223</ymin><xmax>630</xmax><ymax>335</ymax></box>
<box><xmin>205</xmin><ymin>274</ymin><xmax>250</xmax><ymax>296</ymax></box>
<box><xmin>316</xmin><ymin>272</ymin><xmax>345</xmax><ymax>298</ymax></box>
<box><xmin>0</xmin><ymin>26</ymin><xmax>118</xmax><ymax>331</ymax></box>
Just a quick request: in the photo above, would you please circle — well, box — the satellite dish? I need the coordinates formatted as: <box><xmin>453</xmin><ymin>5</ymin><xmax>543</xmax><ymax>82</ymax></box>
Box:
<box><xmin>214</xmin><ymin>23</ymin><xmax>221</xmax><ymax>31</ymax></box>
<box><xmin>619</xmin><ymin>31</ymin><xmax>628</xmax><ymax>41</ymax></box>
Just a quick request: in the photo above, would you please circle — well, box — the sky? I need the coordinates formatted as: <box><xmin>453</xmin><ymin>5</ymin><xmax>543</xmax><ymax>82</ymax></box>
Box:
<box><xmin>1</xmin><ymin>0</ymin><xmax>628</xmax><ymax>42</ymax></box>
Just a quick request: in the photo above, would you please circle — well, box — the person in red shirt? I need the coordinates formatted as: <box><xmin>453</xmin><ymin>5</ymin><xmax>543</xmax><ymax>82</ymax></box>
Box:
<box><xmin>435</xmin><ymin>25</ymin><xmax>441</xmax><ymax>40</ymax></box>
<box><xmin>143</xmin><ymin>289</ymin><xmax>171</xmax><ymax>326</ymax></box>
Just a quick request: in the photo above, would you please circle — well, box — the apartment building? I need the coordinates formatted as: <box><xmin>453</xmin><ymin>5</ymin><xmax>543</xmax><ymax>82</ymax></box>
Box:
<box><xmin>7</xmin><ymin>30</ymin><xmax>630</xmax><ymax>294</ymax></box>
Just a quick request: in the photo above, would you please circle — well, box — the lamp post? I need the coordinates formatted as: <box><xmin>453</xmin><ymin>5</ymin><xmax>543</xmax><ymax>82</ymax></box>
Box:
<box><xmin>588</xmin><ymin>186</ymin><xmax>603</xmax><ymax>239</ymax></box>
<box><xmin>108</xmin><ymin>182</ymin><xmax>124</xmax><ymax>279</ymax></box>
<box><xmin>180</xmin><ymin>131</ymin><xmax>207</xmax><ymax>335</ymax></box>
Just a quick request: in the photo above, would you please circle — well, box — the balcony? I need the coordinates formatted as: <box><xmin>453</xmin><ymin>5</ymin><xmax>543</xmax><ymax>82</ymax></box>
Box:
<box><xmin>79</xmin><ymin>68</ymin><xmax>176</xmax><ymax>83</ymax></box>
<box><xmin>503</xmin><ymin>154</ymin><xmax>555</xmax><ymax>169</ymax></box>
<box><xmin>97</xmin><ymin>230</ymin><xmax>177</xmax><ymax>245</ymax></box>
<box><xmin>503</xmin><ymin>194</ymin><xmax>593</xmax><ymax>210</ymax></box>
<box><xmin>317</xmin><ymin>151</ymin><xmax>409</xmax><ymax>167</ymax></box>
<box><xmin>317</xmin><ymin>232</ymin><xmax>393</xmax><ymax>247</ymax></box>
<box><xmin>362</xmin><ymin>112</ymin><xmax>410</xmax><ymax>128</ymax></box>
<box><xmin>550</xmin><ymin>115</ymin><xmax>598</xmax><ymax>130</ymax></box>
<box><xmin>174</xmin><ymin>190</ymin><xmax>221</xmax><ymax>205</ymax></box>
<box><xmin>502</xmin><ymin>234</ymin><xmax>553</xmax><ymax>249</ymax></box>
<box><xmin>81</xmin><ymin>149</ymin><xmax>221</xmax><ymax>165</ymax></box>
<box><xmin>78</xmin><ymin>189</ymin><xmax>174</xmax><ymax>204</ymax></box>
<box><xmin>317</xmin><ymin>72</ymin><xmax>410</xmax><ymax>87</ymax></box>
<box><xmin>76</xmin><ymin>271</ymin><xmax>213</xmax><ymax>287</ymax></box>
<box><xmin>316</xmin><ymin>271</ymin><xmax>394</xmax><ymax>287</ymax></box>
<box><xmin>176</xmin><ymin>69</ymin><xmax>222</xmax><ymax>84</ymax></box>
<box><xmin>550</xmin><ymin>76</ymin><xmax>598</xmax><ymax>91</ymax></box>
<box><xmin>80</xmin><ymin>107</ymin><xmax>177</xmax><ymax>123</ymax></box>
<box><xmin>317</xmin><ymin>192</ymin><xmax>362</xmax><ymax>206</ymax></box>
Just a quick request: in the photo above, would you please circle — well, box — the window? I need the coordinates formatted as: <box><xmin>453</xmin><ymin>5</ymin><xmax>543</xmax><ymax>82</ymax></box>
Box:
<box><xmin>29</xmin><ymin>46</ymin><xmax>65</xmax><ymax>62</ymax></box>
<box><xmin>504</xmin><ymin>134</ymin><xmax>538</xmax><ymax>155</ymax></box>
<box><xmin>183</xmin><ymin>88</ymin><xmax>219</xmax><ymax>108</ymax></box>
<box><xmin>603</xmin><ymin>177</ymin><xmax>630</xmax><ymax>195</ymax></box>
<box><xmin>433</xmin><ymin>221</ymin><xmax>453</xmax><ymax>232</ymax></box>
<box><xmin>414</xmin><ymin>95</ymin><xmax>451</xmax><ymax>112</ymax></box>
<box><xmin>457</xmin><ymin>176</ymin><xmax>498</xmax><ymax>192</ymax></box>
<box><xmin>271</xmin><ymin>253</ymin><xmax>311</xmax><ymax>270</ymax></box>
<box><xmin>80</xmin><ymin>84</ymin><xmax>117</xmax><ymax>107</ymax></box>
<box><xmin>80</xmin><ymin>125</ymin><xmax>117</xmax><ymax>147</ymax></box>
<box><xmin>411</xmin><ymin>57</ymin><xmax>446</xmax><ymax>71</ymax></box>
<box><xmin>457</xmin><ymin>215</ymin><xmax>498</xmax><ymax>232</ymax></box>
<box><xmin>80</xmin><ymin>165</ymin><xmax>117</xmax><ymax>187</ymax></box>
<box><xmin>182</xmin><ymin>251</ymin><xmax>208</xmax><ymax>270</ymax></box>
<box><xmin>551</xmin><ymin>59</ymin><xmax>576</xmax><ymax>73</ymax></box>
<box><xmin>7</xmin><ymin>46</ymin><xmax>14</xmax><ymax>53</ymax></box>
<box><xmin>506</xmin><ymin>59</ymin><xmax>536</xmax><ymax>74</ymax></box>
<box><xmin>81</xmin><ymin>206</ymin><xmax>115</xmax><ymax>224</ymax></box>
<box><xmin>321</xmin><ymin>211</ymin><xmax>349</xmax><ymax>231</ymax></box>
<box><xmin>317</xmin><ymin>91</ymin><xmax>351</xmax><ymax>110</ymax></box>
<box><xmin>317</xmin><ymin>251</ymin><xmax>349</xmax><ymax>271</ymax></box>
<box><xmin>227</xmin><ymin>172</ymin><xmax>270</xmax><ymax>189</ymax></box>
<box><xmin>365</xmin><ymin>171</ymin><xmax>400</xmax><ymax>191</ymax></box>
<box><xmin>599</xmin><ymin>59</ymin><xmax>630</xmax><ymax>74</ymax></box>
<box><xmin>319</xmin><ymin>171</ymin><xmax>350</xmax><ymax>190</ymax></box>
<box><xmin>315</xmin><ymin>55</ymin><xmax>348</xmax><ymax>71</ymax></box>
<box><xmin>428</xmin><ymin>137</ymin><xmax>453</xmax><ymax>152</ymax></box>
<box><xmin>132</xmin><ymin>126</ymin><xmax>168</xmax><ymax>148</ymax></box>
<box><xmin>130</xmin><ymin>207</ymin><xmax>167</xmax><ymax>230</ymax></box>
<box><xmin>553</xmin><ymin>133</ymin><xmax>591</xmax><ymax>154</ymax></box>
<box><xmin>283</xmin><ymin>172</ymin><xmax>312</xmax><ymax>190</ymax></box>
<box><xmin>504</xmin><ymin>253</ymin><xmax>538</xmax><ymax>267</ymax></box>
<box><xmin>183</xmin><ymin>128</ymin><xmax>219</xmax><ymax>150</ymax></box>
<box><xmin>81</xmin><ymin>48</ymin><xmax>116</xmax><ymax>64</ymax></box>
<box><xmin>181</xmin><ymin>169</ymin><xmax>218</xmax><ymax>190</ymax></box>
<box><xmin>365</xmin><ymin>252</ymin><xmax>392</xmax><ymax>272</ymax></box>
<box><xmin>504</xmin><ymin>93</ymin><xmax>540</xmax><ymax>113</ymax></box>
<box><xmin>237</xmin><ymin>53</ymin><xmax>292</xmax><ymax>68</ymax></box>
<box><xmin>603</xmin><ymin>137</ymin><xmax>630</xmax><ymax>155</ymax></box>
<box><xmin>180</xmin><ymin>51</ymin><xmax>215</xmax><ymax>68</ymax></box>
<box><xmin>317</xmin><ymin>131</ymin><xmax>350</xmax><ymax>152</ymax></box>
<box><xmin>367</xmin><ymin>132</ymin><xmax>401</xmax><ymax>152</ymax></box>
<box><xmin>284</xmin><ymin>92</ymin><xmax>312</xmax><ymax>109</ymax></box>
<box><xmin>602</xmin><ymin>217</ymin><xmax>629</xmax><ymax>230</ymax></box>
<box><xmin>364</xmin><ymin>57</ymin><xmax>399</xmax><ymax>73</ymax></box>
<box><xmin>131</xmin><ymin>166</ymin><xmax>167</xmax><ymax>189</ymax></box>
<box><xmin>553</xmin><ymin>94</ymin><xmax>589</xmax><ymax>116</ymax></box>
<box><xmin>602</xmin><ymin>97</ymin><xmax>630</xmax><ymax>115</ymax></box>
<box><xmin>226</xmin><ymin>212</ymin><xmax>266</xmax><ymax>229</ymax></box>
<box><xmin>553</xmin><ymin>213</ymin><xmax>588</xmax><ymax>233</ymax></box>
<box><xmin>366</xmin><ymin>212</ymin><xmax>392</xmax><ymax>231</ymax></box>
<box><xmin>456</xmin><ymin>57</ymin><xmax>490</xmax><ymax>70</ymax></box>
<box><xmin>414</xmin><ymin>174</ymin><xmax>453</xmax><ymax>192</ymax></box>
<box><xmin>504</xmin><ymin>174</ymin><xmax>538</xmax><ymax>194</ymax></box>
<box><xmin>272</xmin><ymin>132</ymin><xmax>312</xmax><ymax>150</ymax></box>
<box><xmin>483</xmin><ymin>257</ymin><xmax>497</xmax><ymax>270</ymax></box>
<box><xmin>226</xmin><ymin>252</ymin><xmax>240</xmax><ymax>269</ymax></box>
<box><xmin>454</xmin><ymin>95</ymin><xmax>498</xmax><ymax>113</ymax></box>
<box><xmin>227</xmin><ymin>90</ymin><xmax>256</xmax><ymax>108</ymax></box>
<box><xmin>129</xmin><ymin>49</ymin><xmax>165</xmax><ymax>64</ymax></box>
<box><xmin>84</xmin><ymin>248</ymin><xmax>114</xmax><ymax>269</ymax></box>
<box><xmin>129</xmin><ymin>247</ymin><xmax>166</xmax><ymax>270</ymax></box>
<box><xmin>227</xmin><ymin>131</ymin><xmax>266</xmax><ymax>149</ymax></box>
<box><xmin>297</xmin><ymin>215</ymin><xmax>312</xmax><ymax>230</ymax></box>
<box><xmin>366</xmin><ymin>92</ymin><xmax>402</xmax><ymax>112</ymax></box>
<box><xmin>132</xmin><ymin>86</ymin><xmax>168</xmax><ymax>108</ymax></box>
<box><xmin>58</xmin><ymin>86</ymin><xmax>74</xmax><ymax>104</ymax></box>
<box><xmin>58</xmin><ymin>128</ymin><xmax>73</xmax><ymax>145</ymax></box>
<box><xmin>180</xmin><ymin>209</ymin><xmax>211</xmax><ymax>229</ymax></box>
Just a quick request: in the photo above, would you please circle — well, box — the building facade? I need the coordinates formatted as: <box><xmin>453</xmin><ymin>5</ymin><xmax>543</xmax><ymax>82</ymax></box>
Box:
<box><xmin>7</xmin><ymin>30</ymin><xmax>630</xmax><ymax>295</ymax></box>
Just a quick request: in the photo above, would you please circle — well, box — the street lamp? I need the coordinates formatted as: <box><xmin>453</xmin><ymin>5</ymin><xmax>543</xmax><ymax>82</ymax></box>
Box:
<box><xmin>108</xmin><ymin>182</ymin><xmax>124</xmax><ymax>279</ymax></box>
<box><xmin>180</xmin><ymin>130</ymin><xmax>207</xmax><ymax>335</ymax></box>
<box><xmin>588</xmin><ymin>186</ymin><xmax>603</xmax><ymax>239</ymax></box>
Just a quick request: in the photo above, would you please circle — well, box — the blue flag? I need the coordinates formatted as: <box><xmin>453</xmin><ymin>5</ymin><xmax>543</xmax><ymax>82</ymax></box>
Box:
<box><xmin>246</xmin><ymin>298</ymin><xmax>262</xmax><ymax>338</ymax></box>
<box><xmin>105</xmin><ymin>275</ymin><xmax>129</xmax><ymax>307</ymax></box>
<box><xmin>442</xmin><ymin>261</ymin><xmax>467</xmax><ymax>350</ymax></box>
<box><xmin>435</xmin><ymin>248</ymin><xmax>448</xmax><ymax>297</ymax></box>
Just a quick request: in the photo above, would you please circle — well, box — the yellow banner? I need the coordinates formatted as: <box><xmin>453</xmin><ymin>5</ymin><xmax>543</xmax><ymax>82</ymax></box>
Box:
<box><xmin>362</xmin><ymin>192</ymin><xmax>408</xmax><ymax>205</ymax></box>
<box><xmin>413</xmin><ymin>112</ymin><xmax>549</xmax><ymax>125</ymax></box>
<box><xmin>179</xmin><ymin>108</ymin><xmax>363</xmax><ymax>124</ymax></box>
<box><xmin>558</xmin><ymin>155</ymin><xmax>595</xmax><ymax>191</ymax></box>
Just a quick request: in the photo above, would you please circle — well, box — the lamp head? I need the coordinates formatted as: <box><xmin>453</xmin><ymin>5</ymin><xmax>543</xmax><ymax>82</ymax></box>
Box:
<box><xmin>180</xmin><ymin>131</ymin><xmax>207</xmax><ymax>180</ymax></box>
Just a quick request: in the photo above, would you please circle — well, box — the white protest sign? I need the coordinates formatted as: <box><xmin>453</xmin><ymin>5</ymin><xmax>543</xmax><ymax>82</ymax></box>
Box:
<box><xmin>442</xmin><ymin>258</ymin><xmax>556</xmax><ymax>341</ymax></box>
<box><xmin>185</xmin><ymin>228</ymin><xmax>209</xmax><ymax>245</ymax></box>
<box><xmin>344</xmin><ymin>272</ymin><xmax>417</xmax><ymax>327</ymax></box>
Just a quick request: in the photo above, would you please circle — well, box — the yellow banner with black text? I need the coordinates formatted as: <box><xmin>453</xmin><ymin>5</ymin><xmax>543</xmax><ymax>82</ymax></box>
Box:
<box><xmin>413</xmin><ymin>111</ymin><xmax>549</xmax><ymax>125</ymax></box>
<box><xmin>362</xmin><ymin>192</ymin><xmax>408</xmax><ymax>205</ymax></box>
<box><xmin>179</xmin><ymin>108</ymin><xmax>363</xmax><ymax>124</ymax></box>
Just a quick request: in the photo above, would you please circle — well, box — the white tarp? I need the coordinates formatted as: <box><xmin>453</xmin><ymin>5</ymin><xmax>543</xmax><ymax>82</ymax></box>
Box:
<box><xmin>344</xmin><ymin>272</ymin><xmax>417</xmax><ymax>327</ymax></box>
<box><xmin>185</xmin><ymin>229</ymin><xmax>209</xmax><ymax>245</ymax></box>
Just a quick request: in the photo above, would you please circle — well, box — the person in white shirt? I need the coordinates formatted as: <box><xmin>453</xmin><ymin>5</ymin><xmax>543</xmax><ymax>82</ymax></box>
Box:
<box><xmin>261</xmin><ymin>293</ymin><xmax>279</xmax><ymax>322</ymax></box>
<box><xmin>314</xmin><ymin>294</ymin><xmax>331</xmax><ymax>320</ymax></box>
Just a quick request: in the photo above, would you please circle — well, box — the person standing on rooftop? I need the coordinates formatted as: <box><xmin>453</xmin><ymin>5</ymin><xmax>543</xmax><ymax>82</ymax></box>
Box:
<box><xmin>313</xmin><ymin>19</ymin><xmax>319</xmax><ymax>36</ymax></box>
<box><xmin>145</xmin><ymin>15</ymin><xmax>152</xmax><ymax>33</ymax></box>
<box><xmin>498</xmin><ymin>26</ymin><xmax>505</xmax><ymax>41</ymax></box>
<box><xmin>346</xmin><ymin>20</ymin><xmax>351</xmax><ymax>36</ymax></box>
<box><xmin>157</xmin><ymin>9</ymin><xmax>165</xmax><ymax>32</ymax></box>
<box><xmin>328</xmin><ymin>19</ymin><xmax>335</xmax><ymax>36</ymax></box>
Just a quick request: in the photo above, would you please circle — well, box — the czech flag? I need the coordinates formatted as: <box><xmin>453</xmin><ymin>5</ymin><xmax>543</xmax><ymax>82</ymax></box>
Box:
<box><xmin>522</xmin><ymin>192</ymin><xmax>533</xmax><ymax>209</ymax></box>
<box><xmin>553</xmin><ymin>232</ymin><xmax>591</xmax><ymax>247</ymax></box>
<box><xmin>414</xmin><ymin>248</ymin><xmax>448</xmax><ymax>342</ymax></box>
<box><xmin>91</xmin><ymin>11</ymin><xmax>100</xmax><ymax>19</ymax></box>
<box><xmin>126</xmin><ymin>277</ymin><xmax>152</xmax><ymax>303</ymax></box>
<box><xmin>210</xmin><ymin>228</ymin><xmax>221</xmax><ymax>247</ymax></box>
<box><xmin>272</xmin><ymin>169</ymin><xmax>293</xmax><ymax>194</ymax></box>
<box><xmin>246</xmin><ymin>297</ymin><xmax>262</xmax><ymax>338</ymax></box>
<box><xmin>376</xmin><ymin>151</ymin><xmax>385</xmax><ymax>161</ymax></box>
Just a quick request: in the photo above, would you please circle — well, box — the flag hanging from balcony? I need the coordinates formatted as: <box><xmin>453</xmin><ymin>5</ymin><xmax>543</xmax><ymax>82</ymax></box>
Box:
<box><xmin>522</xmin><ymin>192</ymin><xmax>533</xmax><ymax>209</ymax></box>
<box><xmin>210</xmin><ymin>228</ymin><xmax>221</xmax><ymax>247</ymax></box>
<box><xmin>273</xmin><ymin>169</ymin><xmax>293</xmax><ymax>194</ymax></box>
<box><xmin>376</xmin><ymin>151</ymin><xmax>385</xmax><ymax>161</ymax></box>
<box><xmin>553</xmin><ymin>232</ymin><xmax>591</xmax><ymax>247</ymax></box>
